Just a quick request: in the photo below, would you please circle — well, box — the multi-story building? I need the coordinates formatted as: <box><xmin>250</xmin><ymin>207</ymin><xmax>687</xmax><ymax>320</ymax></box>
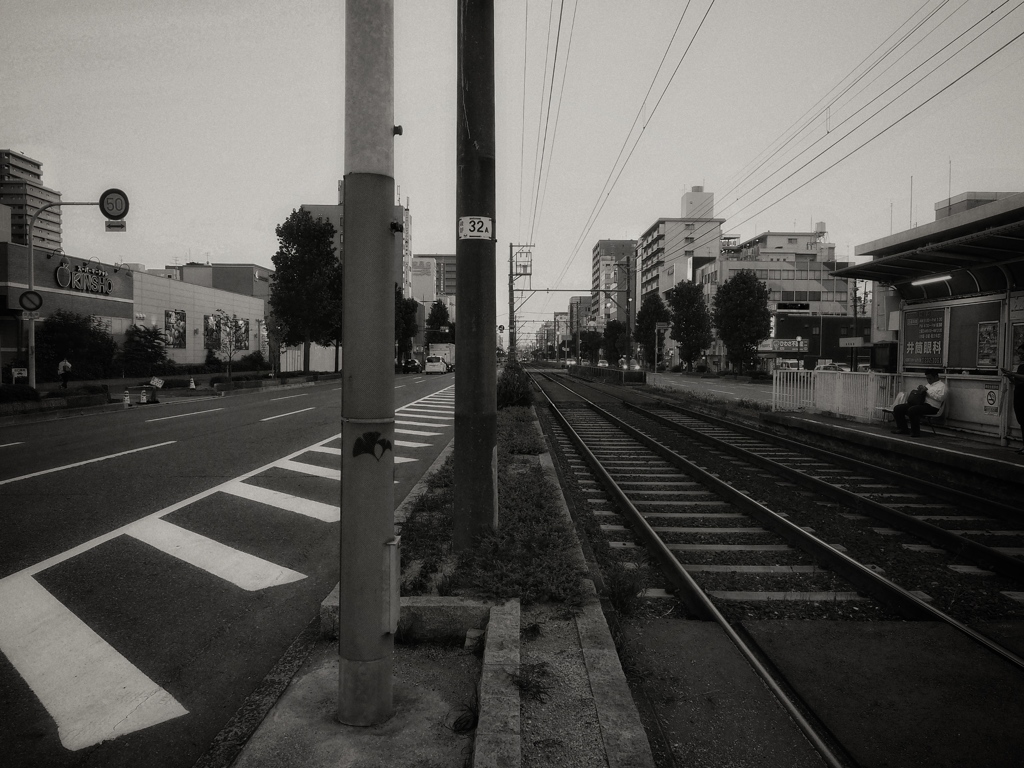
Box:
<box><xmin>554</xmin><ymin>311</ymin><xmax>569</xmax><ymax>357</ymax></box>
<box><xmin>591</xmin><ymin>239</ymin><xmax>635</xmax><ymax>333</ymax></box>
<box><xmin>409</xmin><ymin>258</ymin><xmax>438</xmax><ymax>305</ymax></box>
<box><xmin>415</xmin><ymin>253</ymin><xmax>456</xmax><ymax>320</ymax></box>
<box><xmin>300</xmin><ymin>202</ymin><xmax>344</xmax><ymax>263</ymax></box>
<box><xmin>0</xmin><ymin>150</ymin><xmax>62</xmax><ymax>251</ymax></box>
<box><xmin>637</xmin><ymin>187</ymin><xmax>725</xmax><ymax>305</ymax></box>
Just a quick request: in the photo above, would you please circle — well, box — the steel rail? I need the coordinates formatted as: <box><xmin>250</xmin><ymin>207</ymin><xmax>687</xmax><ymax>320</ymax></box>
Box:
<box><xmin>542</xmin><ymin>371</ymin><xmax>1024</xmax><ymax>673</ymax></box>
<box><xmin>531</xmin><ymin>373</ymin><xmax>849</xmax><ymax>768</ymax></box>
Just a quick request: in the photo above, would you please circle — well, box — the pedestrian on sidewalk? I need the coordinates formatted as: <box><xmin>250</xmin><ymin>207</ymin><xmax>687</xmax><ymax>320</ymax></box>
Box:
<box><xmin>1000</xmin><ymin>342</ymin><xmax>1024</xmax><ymax>454</ymax></box>
<box><xmin>58</xmin><ymin>357</ymin><xmax>72</xmax><ymax>389</ymax></box>
<box><xmin>891</xmin><ymin>369</ymin><xmax>946</xmax><ymax>437</ymax></box>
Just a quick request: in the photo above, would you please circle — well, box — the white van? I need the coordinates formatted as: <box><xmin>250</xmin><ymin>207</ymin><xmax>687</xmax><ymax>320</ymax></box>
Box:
<box><xmin>424</xmin><ymin>355</ymin><xmax>447</xmax><ymax>374</ymax></box>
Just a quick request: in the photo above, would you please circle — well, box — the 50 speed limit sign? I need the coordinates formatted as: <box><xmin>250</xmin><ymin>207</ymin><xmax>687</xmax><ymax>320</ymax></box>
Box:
<box><xmin>99</xmin><ymin>188</ymin><xmax>130</xmax><ymax>220</ymax></box>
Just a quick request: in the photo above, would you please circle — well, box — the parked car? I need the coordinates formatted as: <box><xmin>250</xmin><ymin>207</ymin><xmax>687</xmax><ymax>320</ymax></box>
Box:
<box><xmin>424</xmin><ymin>355</ymin><xmax>447</xmax><ymax>374</ymax></box>
<box><xmin>402</xmin><ymin>358</ymin><xmax>422</xmax><ymax>374</ymax></box>
<box><xmin>814</xmin><ymin>363</ymin><xmax>843</xmax><ymax>371</ymax></box>
<box><xmin>597</xmin><ymin>359</ymin><xmax>609</xmax><ymax>368</ymax></box>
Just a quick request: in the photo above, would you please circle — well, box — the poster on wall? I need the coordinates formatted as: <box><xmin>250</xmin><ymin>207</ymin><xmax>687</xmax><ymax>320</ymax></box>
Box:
<box><xmin>204</xmin><ymin>314</ymin><xmax>220</xmax><ymax>350</ymax></box>
<box><xmin>903</xmin><ymin>307</ymin><xmax>945</xmax><ymax>367</ymax></box>
<box><xmin>1013</xmin><ymin>324</ymin><xmax>1024</xmax><ymax>366</ymax></box>
<box><xmin>234</xmin><ymin>319</ymin><xmax>250</xmax><ymax>351</ymax></box>
<box><xmin>165</xmin><ymin>310</ymin><xmax>187</xmax><ymax>348</ymax></box>
<box><xmin>977</xmin><ymin>321</ymin><xmax>999</xmax><ymax>368</ymax></box>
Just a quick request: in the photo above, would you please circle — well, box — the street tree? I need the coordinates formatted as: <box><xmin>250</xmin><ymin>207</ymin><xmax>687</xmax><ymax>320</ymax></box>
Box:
<box><xmin>35</xmin><ymin>309</ymin><xmax>117</xmax><ymax>382</ymax></box>
<box><xmin>602</xmin><ymin>320</ymin><xmax>629</xmax><ymax>363</ymax></box>
<box><xmin>269</xmin><ymin>208</ymin><xmax>343</xmax><ymax>372</ymax></box>
<box><xmin>633</xmin><ymin>292</ymin><xmax>671</xmax><ymax>368</ymax></box>
<box><xmin>424</xmin><ymin>299</ymin><xmax>451</xmax><ymax>345</ymax></box>
<box><xmin>121</xmin><ymin>325</ymin><xmax>169</xmax><ymax>376</ymax></box>
<box><xmin>666</xmin><ymin>281</ymin><xmax>713</xmax><ymax>371</ymax></box>
<box><xmin>395</xmin><ymin>286</ymin><xmax>419</xmax><ymax>361</ymax></box>
<box><xmin>712</xmin><ymin>269</ymin><xmax>771</xmax><ymax>373</ymax></box>
<box><xmin>209</xmin><ymin>309</ymin><xmax>250</xmax><ymax>381</ymax></box>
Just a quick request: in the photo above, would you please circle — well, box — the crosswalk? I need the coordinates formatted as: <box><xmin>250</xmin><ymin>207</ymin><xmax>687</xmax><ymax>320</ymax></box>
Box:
<box><xmin>0</xmin><ymin>386</ymin><xmax>454</xmax><ymax>752</ymax></box>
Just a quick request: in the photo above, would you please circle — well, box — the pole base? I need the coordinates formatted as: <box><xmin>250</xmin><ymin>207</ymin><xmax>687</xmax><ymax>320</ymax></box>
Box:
<box><xmin>337</xmin><ymin>655</ymin><xmax>394</xmax><ymax>726</ymax></box>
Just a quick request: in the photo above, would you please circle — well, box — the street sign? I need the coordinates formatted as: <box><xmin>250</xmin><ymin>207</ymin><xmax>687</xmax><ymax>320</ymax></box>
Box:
<box><xmin>655</xmin><ymin>322</ymin><xmax>671</xmax><ymax>330</ymax></box>
<box><xmin>839</xmin><ymin>338</ymin><xmax>867</xmax><ymax>348</ymax></box>
<box><xmin>458</xmin><ymin>216</ymin><xmax>493</xmax><ymax>240</ymax></box>
<box><xmin>99</xmin><ymin>188</ymin><xmax>130</xmax><ymax>220</ymax></box>
<box><xmin>20</xmin><ymin>310</ymin><xmax>42</xmax><ymax>320</ymax></box>
<box><xmin>12</xmin><ymin>368</ymin><xmax>28</xmax><ymax>381</ymax></box>
<box><xmin>19</xmin><ymin>290</ymin><xmax>42</xmax><ymax>311</ymax></box>
<box><xmin>105</xmin><ymin>220</ymin><xmax>127</xmax><ymax>232</ymax></box>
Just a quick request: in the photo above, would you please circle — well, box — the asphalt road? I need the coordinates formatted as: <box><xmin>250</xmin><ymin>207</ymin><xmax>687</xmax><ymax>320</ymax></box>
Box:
<box><xmin>0</xmin><ymin>372</ymin><xmax>455</xmax><ymax>768</ymax></box>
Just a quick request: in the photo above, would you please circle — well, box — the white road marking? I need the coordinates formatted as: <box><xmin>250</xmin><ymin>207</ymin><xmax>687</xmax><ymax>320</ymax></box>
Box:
<box><xmin>276</xmin><ymin>458</ymin><xmax>342</xmax><ymax>480</ymax></box>
<box><xmin>396</xmin><ymin>411</ymin><xmax>452</xmax><ymax>420</ymax></box>
<box><xmin>395</xmin><ymin>456</ymin><xmax>417</xmax><ymax>464</ymax></box>
<box><xmin>270</xmin><ymin>393</ymin><xmax>309</xmax><ymax>401</ymax></box>
<box><xmin>221</xmin><ymin>480</ymin><xmax>340</xmax><ymax>522</ymax></box>
<box><xmin>395</xmin><ymin>440</ymin><xmax>431</xmax><ymax>448</ymax></box>
<box><xmin>0</xmin><ymin>441</ymin><xmax>176</xmax><ymax>487</ymax></box>
<box><xmin>396</xmin><ymin>428</ymin><xmax>442</xmax><ymax>437</ymax></box>
<box><xmin>0</xmin><ymin>442</ymin><xmax>24</xmax><ymax>448</ymax></box>
<box><xmin>397</xmin><ymin>420</ymin><xmax>452</xmax><ymax>427</ymax></box>
<box><xmin>261</xmin><ymin>407</ymin><xmax>315</xmax><ymax>422</ymax></box>
<box><xmin>145</xmin><ymin>408</ymin><xmax>223</xmax><ymax>422</ymax></box>
<box><xmin>125</xmin><ymin>518</ymin><xmax>305</xmax><ymax>591</ymax></box>
<box><xmin>308</xmin><ymin>445</ymin><xmax>342</xmax><ymax>456</ymax></box>
<box><xmin>0</xmin><ymin>575</ymin><xmax>188</xmax><ymax>750</ymax></box>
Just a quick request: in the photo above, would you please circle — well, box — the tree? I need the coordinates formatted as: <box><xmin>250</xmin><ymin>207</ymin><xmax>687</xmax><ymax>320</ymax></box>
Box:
<box><xmin>666</xmin><ymin>281</ymin><xmax>713</xmax><ymax>371</ymax></box>
<box><xmin>270</xmin><ymin>208</ymin><xmax>343</xmax><ymax>372</ymax></box>
<box><xmin>424</xmin><ymin>299</ymin><xmax>452</xmax><ymax>345</ymax></box>
<box><xmin>121</xmin><ymin>325</ymin><xmax>169</xmax><ymax>376</ymax></box>
<box><xmin>576</xmin><ymin>329</ymin><xmax>602</xmax><ymax>364</ymax></box>
<box><xmin>633</xmin><ymin>292</ymin><xmax>671</xmax><ymax>368</ymax></box>
<box><xmin>712</xmin><ymin>269</ymin><xmax>771</xmax><ymax>373</ymax></box>
<box><xmin>209</xmin><ymin>309</ymin><xmax>250</xmax><ymax>380</ymax></box>
<box><xmin>35</xmin><ymin>310</ymin><xmax>117</xmax><ymax>382</ymax></box>
<box><xmin>602</xmin><ymin>320</ymin><xmax>629</xmax><ymax>362</ymax></box>
<box><xmin>395</xmin><ymin>287</ymin><xmax>419</xmax><ymax>361</ymax></box>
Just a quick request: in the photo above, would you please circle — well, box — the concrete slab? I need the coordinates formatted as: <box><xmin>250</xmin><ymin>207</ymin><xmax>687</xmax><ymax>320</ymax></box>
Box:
<box><xmin>231</xmin><ymin>640</ymin><xmax>479</xmax><ymax>768</ymax></box>
<box><xmin>743</xmin><ymin>620</ymin><xmax>1024</xmax><ymax>768</ymax></box>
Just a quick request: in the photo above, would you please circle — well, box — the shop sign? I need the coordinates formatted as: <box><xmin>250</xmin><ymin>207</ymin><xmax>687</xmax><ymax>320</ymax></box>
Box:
<box><xmin>55</xmin><ymin>260</ymin><xmax>114</xmax><ymax>296</ymax></box>
<box><xmin>903</xmin><ymin>308</ymin><xmax>945</xmax><ymax>367</ymax></box>
<box><xmin>758</xmin><ymin>338</ymin><xmax>809</xmax><ymax>352</ymax></box>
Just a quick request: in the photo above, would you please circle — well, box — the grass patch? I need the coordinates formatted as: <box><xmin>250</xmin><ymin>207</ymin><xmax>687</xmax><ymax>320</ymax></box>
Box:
<box><xmin>399</xmin><ymin>406</ymin><xmax>586</xmax><ymax>606</ymax></box>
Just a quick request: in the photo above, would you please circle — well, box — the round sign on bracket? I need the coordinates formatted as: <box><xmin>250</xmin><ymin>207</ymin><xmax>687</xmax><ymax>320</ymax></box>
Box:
<box><xmin>99</xmin><ymin>188</ymin><xmax>130</xmax><ymax>220</ymax></box>
<box><xmin>19</xmin><ymin>290</ymin><xmax>43</xmax><ymax>311</ymax></box>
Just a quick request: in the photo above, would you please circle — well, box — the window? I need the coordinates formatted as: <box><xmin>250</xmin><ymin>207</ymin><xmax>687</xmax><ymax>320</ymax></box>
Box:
<box><xmin>770</xmin><ymin>290</ymin><xmax>781</xmax><ymax>300</ymax></box>
<box><xmin>836</xmin><ymin>292</ymin><xmax>848</xmax><ymax>302</ymax></box>
<box><xmin>769</xmin><ymin>270</ymin><xmax>781</xmax><ymax>279</ymax></box>
<box><xmin>781</xmin><ymin>291</ymin><xmax>794</xmax><ymax>301</ymax></box>
<box><xmin>783</xmin><ymin>270</ymin><xmax>794</xmax><ymax>280</ymax></box>
<box><xmin>787</xmin><ymin>238</ymin><xmax>797</xmax><ymax>244</ymax></box>
<box><xmin>824</xmin><ymin>291</ymin><xmax>834</xmax><ymax>301</ymax></box>
<box><xmin>684</xmin><ymin>250</ymin><xmax>694</xmax><ymax>256</ymax></box>
<box><xmin>796</xmin><ymin>270</ymin><xmax>807</xmax><ymax>280</ymax></box>
<box><xmin>795</xmin><ymin>291</ymin><xmax>808</xmax><ymax>301</ymax></box>
<box><xmin>684</xmin><ymin>223</ymin><xmax>695</xmax><ymax>231</ymax></box>
<box><xmin>685</xmin><ymin>237</ymin><xmax>694</xmax><ymax>244</ymax></box>
<box><xmin>756</xmin><ymin>270</ymin><xmax>768</xmax><ymax>279</ymax></box>
<box><xmin>808</xmin><ymin>291</ymin><xmax>821</xmax><ymax>301</ymax></box>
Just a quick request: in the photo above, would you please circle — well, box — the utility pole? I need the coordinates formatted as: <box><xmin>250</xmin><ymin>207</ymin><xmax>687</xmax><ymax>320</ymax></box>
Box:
<box><xmin>339</xmin><ymin>0</ymin><xmax>398</xmax><ymax>726</ymax></box>
<box><xmin>455</xmin><ymin>0</ymin><xmax>497</xmax><ymax>552</ymax></box>
<box><xmin>508</xmin><ymin>243</ymin><xmax>515</xmax><ymax>363</ymax></box>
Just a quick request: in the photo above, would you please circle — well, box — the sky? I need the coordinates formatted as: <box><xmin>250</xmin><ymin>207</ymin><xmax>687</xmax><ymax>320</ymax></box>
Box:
<box><xmin>3</xmin><ymin>0</ymin><xmax>1024</xmax><ymax>347</ymax></box>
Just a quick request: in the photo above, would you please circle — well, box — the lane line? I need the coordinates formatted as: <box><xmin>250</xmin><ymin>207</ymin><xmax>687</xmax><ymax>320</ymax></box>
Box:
<box><xmin>270</xmin><ymin>393</ymin><xmax>309</xmax><ymax>402</ymax></box>
<box><xmin>221</xmin><ymin>481</ymin><xmax>340</xmax><ymax>522</ymax></box>
<box><xmin>261</xmin><ymin>407</ymin><xmax>315</xmax><ymax>422</ymax></box>
<box><xmin>125</xmin><ymin>518</ymin><xmax>306</xmax><ymax>591</ymax></box>
<box><xmin>396</xmin><ymin>428</ymin><xmax>442</xmax><ymax>437</ymax></box>
<box><xmin>0</xmin><ymin>442</ymin><xmax>24</xmax><ymax>448</ymax></box>
<box><xmin>0</xmin><ymin>441</ymin><xmax>176</xmax><ymax>487</ymax></box>
<box><xmin>395</xmin><ymin>440</ymin><xmax>431</xmax><ymax>448</ymax></box>
<box><xmin>145</xmin><ymin>408</ymin><xmax>223</xmax><ymax>423</ymax></box>
<box><xmin>0</xmin><ymin>575</ymin><xmax>188</xmax><ymax>750</ymax></box>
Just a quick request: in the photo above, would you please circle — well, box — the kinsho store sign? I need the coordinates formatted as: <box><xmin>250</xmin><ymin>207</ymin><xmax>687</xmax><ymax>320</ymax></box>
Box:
<box><xmin>54</xmin><ymin>259</ymin><xmax>114</xmax><ymax>296</ymax></box>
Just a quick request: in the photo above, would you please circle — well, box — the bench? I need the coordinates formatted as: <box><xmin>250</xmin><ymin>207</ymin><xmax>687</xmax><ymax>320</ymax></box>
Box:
<box><xmin>879</xmin><ymin>390</ymin><xmax>947</xmax><ymax>433</ymax></box>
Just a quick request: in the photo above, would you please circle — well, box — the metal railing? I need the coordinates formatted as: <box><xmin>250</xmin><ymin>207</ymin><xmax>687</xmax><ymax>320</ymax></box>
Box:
<box><xmin>773</xmin><ymin>371</ymin><xmax>901</xmax><ymax>423</ymax></box>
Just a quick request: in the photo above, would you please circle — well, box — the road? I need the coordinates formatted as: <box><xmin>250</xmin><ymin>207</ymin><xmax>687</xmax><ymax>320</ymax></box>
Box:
<box><xmin>0</xmin><ymin>372</ymin><xmax>455</xmax><ymax>768</ymax></box>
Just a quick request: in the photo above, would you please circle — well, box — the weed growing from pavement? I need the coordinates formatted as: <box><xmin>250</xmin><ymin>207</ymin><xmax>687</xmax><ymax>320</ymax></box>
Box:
<box><xmin>399</xmin><ymin>405</ymin><xmax>586</xmax><ymax>606</ymax></box>
<box><xmin>507</xmin><ymin>662</ymin><xmax>552</xmax><ymax>702</ymax></box>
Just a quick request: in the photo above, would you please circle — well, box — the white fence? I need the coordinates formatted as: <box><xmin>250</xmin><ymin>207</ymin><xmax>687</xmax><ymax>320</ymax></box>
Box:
<box><xmin>773</xmin><ymin>371</ymin><xmax>901</xmax><ymax>423</ymax></box>
<box><xmin>279</xmin><ymin>344</ymin><xmax>341</xmax><ymax>373</ymax></box>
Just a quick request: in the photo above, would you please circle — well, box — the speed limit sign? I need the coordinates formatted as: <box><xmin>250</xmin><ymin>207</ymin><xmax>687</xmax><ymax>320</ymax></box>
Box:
<box><xmin>99</xmin><ymin>188</ymin><xmax>130</xmax><ymax>220</ymax></box>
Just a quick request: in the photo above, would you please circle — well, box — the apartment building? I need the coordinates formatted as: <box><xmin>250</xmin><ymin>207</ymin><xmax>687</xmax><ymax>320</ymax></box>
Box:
<box><xmin>0</xmin><ymin>150</ymin><xmax>62</xmax><ymax>251</ymax></box>
<box><xmin>591</xmin><ymin>239</ymin><xmax>635</xmax><ymax>333</ymax></box>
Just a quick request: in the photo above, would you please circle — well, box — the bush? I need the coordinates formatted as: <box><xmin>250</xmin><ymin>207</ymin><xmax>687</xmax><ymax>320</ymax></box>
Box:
<box><xmin>0</xmin><ymin>384</ymin><xmax>41</xmax><ymax>404</ymax></box>
<box><xmin>497</xmin><ymin>362</ymin><xmax>532</xmax><ymax>409</ymax></box>
<box><xmin>694</xmin><ymin>364</ymin><xmax>708</xmax><ymax>373</ymax></box>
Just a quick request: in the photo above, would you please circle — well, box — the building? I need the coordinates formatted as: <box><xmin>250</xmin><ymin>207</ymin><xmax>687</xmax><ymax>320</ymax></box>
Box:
<box><xmin>409</xmin><ymin>258</ymin><xmax>437</xmax><ymax>305</ymax></box>
<box><xmin>591</xmin><ymin>239</ymin><xmax>635</xmax><ymax>333</ymax></box>
<box><xmin>0</xmin><ymin>150</ymin><xmax>62</xmax><ymax>251</ymax></box>
<box><xmin>415</xmin><ymin>253</ymin><xmax>456</xmax><ymax>321</ymax></box>
<box><xmin>637</xmin><ymin>187</ymin><xmax>725</xmax><ymax>303</ymax></box>
<box><xmin>300</xmin><ymin>202</ymin><xmax>344</xmax><ymax>263</ymax></box>
<box><xmin>835</xmin><ymin>190</ymin><xmax>1024</xmax><ymax>442</ymax></box>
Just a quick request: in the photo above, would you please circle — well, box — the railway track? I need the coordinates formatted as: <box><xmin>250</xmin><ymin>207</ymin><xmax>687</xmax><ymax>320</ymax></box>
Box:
<box><xmin>529</xmin><ymin>368</ymin><xmax>1024</xmax><ymax>766</ymax></box>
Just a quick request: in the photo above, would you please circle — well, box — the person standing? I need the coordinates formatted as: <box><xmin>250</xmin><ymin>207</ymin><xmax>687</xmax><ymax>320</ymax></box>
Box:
<box><xmin>1000</xmin><ymin>342</ymin><xmax>1024</xmax><ymax>454</ymax></box>
<box><xmin>58</xmin><ymin>357</ymin><xmax>72</xmax><ymax>389</ymax></box>
<box><xmin>891</xmin><ymin>369</ymin><xmax>946</xmax><ymax>437</ymax></box>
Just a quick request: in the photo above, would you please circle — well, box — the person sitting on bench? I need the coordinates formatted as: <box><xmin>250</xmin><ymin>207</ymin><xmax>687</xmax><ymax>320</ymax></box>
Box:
<box><xmin>892</xmin><ymin>369</ymin><xmax>946</xmax><ymax>437</ymax></box>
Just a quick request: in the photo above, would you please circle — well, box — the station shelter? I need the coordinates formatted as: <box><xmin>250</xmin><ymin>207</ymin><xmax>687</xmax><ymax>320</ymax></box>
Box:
<box><xmin>833</xmin><ymin>191</ymin><xmax>1024</xmax><ymax>444</ymax></box>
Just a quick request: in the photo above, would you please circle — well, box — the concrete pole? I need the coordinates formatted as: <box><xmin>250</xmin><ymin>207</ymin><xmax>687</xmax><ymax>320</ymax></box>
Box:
<box><xmin>508</xmin><ymin>243</ymin><xmax>515</xmax><ymax>363</ymax></box>
<box><xmin>339</xmin><ymin>0</ymin><xmax>397</xmax><ymax>726</ymax></box>
<box><xmin>454</xmin><ymin>0</ymin><xmax>498</xmax><ymax>552</ymax></box>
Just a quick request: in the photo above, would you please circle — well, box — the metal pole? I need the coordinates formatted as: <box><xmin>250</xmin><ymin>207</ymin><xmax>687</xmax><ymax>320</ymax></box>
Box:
<box><xmin>508</xmin><ymin>243</ymin><xmax>515</xmax><ymax>363</ymax></box>
<box><xmin>339</xmin><ymin>0</ymin><xmax>397</xmax><ymax>726</ymax></box>
<box><xmin>454</xmin><ymin>0</ymin><xmax>497</xmax><ymax>552</ymax></box>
